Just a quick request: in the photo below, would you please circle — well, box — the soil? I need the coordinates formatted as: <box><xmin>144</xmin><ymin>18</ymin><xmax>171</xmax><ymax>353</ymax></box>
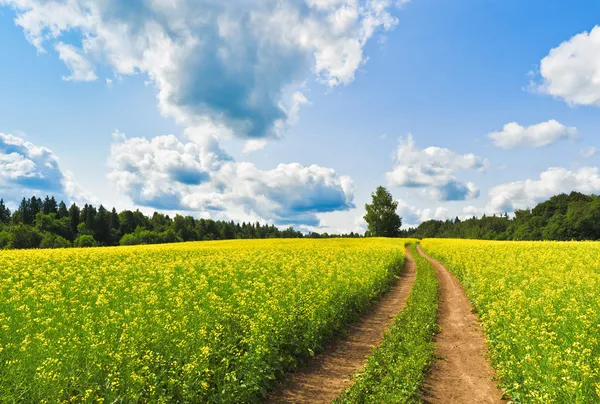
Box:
<box><xmin>417</xmin><ymin>246</ymin><xmax>505</xmax><ymax>404</ymax></box>
<box><xmin>267</xmin><ymin>246</ymin><xmax>418</xmax><ymax>404</ymax></box>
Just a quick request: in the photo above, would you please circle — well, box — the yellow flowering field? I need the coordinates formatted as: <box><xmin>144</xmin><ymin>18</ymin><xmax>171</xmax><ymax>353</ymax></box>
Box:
<box><xmin>0</xmin><ymin>238</ymin><xmax>407</xmax><ymax>403</ymax></box>
<box><xmin>421</xmin><ymin>239</ymin><xmax>600</xmax><ymax>403</ymax></box>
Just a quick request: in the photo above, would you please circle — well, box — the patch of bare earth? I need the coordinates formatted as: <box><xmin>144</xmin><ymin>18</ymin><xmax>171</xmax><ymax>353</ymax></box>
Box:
<box><xmin>417</xmin><ymin>246</ymin><xmax>505</xmax><ymax>404</ymax></box>
<box><xmin>268</xmin><ymin>246</ymin><xmax>417</xmax><ymax>404</ymax></box>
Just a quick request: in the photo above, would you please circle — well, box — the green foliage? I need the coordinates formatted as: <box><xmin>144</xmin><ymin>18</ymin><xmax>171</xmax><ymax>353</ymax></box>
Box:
<box><xmin>336</xmin><ymin>244</ymin><xmax>439</xmax><ymax>403</ymax></box>
<box><xmin>0</xmin><ymin>199</ymin><xmax>10</xmax><ymax>224</ymax></box>
<box><xmin>0</xmin><ymin>194</ymin><xmax>359</xmax><ymax>250</ymax></box>
<box><xmin>119</xmin><ymin>228</ymin><xmax>183</xmax><ymax>246</ymax></box>
<box><xmin>39</xmin><ymin>233</ymin><xmax>72</xmax><ymax>249</ymax></box>
<box><xmin>407</xmin><ymin>192</ymin><xmax>600</xmax><ymax>241</ymax></box>
<box><xmin>9</xmin><ymin>224</ymin><xmax>41</xmax><ymax>249</ymax></box>
<box><xmin>0</xmin><ymin>230</ymin><xmax>12</xmax><ymax>249</ymax></box>
<box><xmin>74</xmin><ymin>235</ymin><xmax>98</xmax><ymax>248</ymax></box>
<box><xmin>364</xmin><ymin>186</ymin><xmax>402</xmax><ymax>237</ymax></box>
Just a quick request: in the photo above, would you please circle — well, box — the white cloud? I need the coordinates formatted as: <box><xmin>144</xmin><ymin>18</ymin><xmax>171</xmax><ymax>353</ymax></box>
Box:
<box><xmin>108</xmin><ymin>131</ymin><xmax>355</xmax><ymax>226</ymax></box>
<box><xmin>396</xmin><ymin>199</ymin><xmax>449</xmax><ymax>227</ymax></box>
<box><xmin>580</xmin><ymin>146</ymin><xmax>598</xmax><ymax>158</ymax></box>
<box><xmin>242</xmin><ymin>139</ymin><xmax>267</xmax><ymax>154</ymax></box>
<box><xmin>536</xmin><ymin>26</ymin><xmax>600</xmax><ymax>106</ymax></box>
<box><xmin>312</xmin><ymin>210</ymin><xmax>368</xmax><ymax>235</ymax></box>
<box><xmin>0</xmin><ymin>132</ymin><xmax>93</xmax><ymax>203</ymax></box>
<box><xmin>486</xmin><ymin>167</ymin><xmax>600</xmax><ymax>213</ymax></box>
<box><xmin>462</xmin><ymin>205</ymin><xmax>481</xmax><ymax>217</ymax></box>
<box><xmin>386</xmin><ymin>134</ymin><xmax>486</xmax><ymax>201</ymax></box>
<box><xmin>55</xmin><ymin>42</ymin><xmax>97</xmax><ymax>82</ymax></box>
<box><xmin>488</xmin><ymin>120</ymin><xmax>578</xmax><ymax>149</ymax></box>
<box><xmin>4</xmin><ymin>0</ymin><xmax>398</xmax><ymax>139</ymax></box>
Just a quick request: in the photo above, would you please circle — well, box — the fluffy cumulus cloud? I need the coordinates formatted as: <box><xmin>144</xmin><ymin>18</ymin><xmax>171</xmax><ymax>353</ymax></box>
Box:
<box><xmin>488</xmin><ymin>120</ymin><xmax>578</xmax><ymax>149</ymax></box>
<box><xmin>1</xmin><ymin>0</ymin><xmax>397</xmax><ymax>225</ymax></box>
<box><xmin>396</xmin><ymin>199</ymin><xmax>449</xmax><ymax>227</ymax></box>
<box><xmin>108</xmin><ymin>132</ymin><xmax>355</xmax><ymax>226</ymax></box>
<box><xmin>386</xmin><ymin>134</ymin><xmax>486</xmax><ymax>201</ymax></box>
<box><xmin>486</xmin><ymin>167</ymin><xmax>600</xmax><ymax>213</ymax></box>
<box><xmin>3</xmin><ymin>0</ymin><xmax>398</xmax><ymax>139</ymax></box>
<box><xmin>536</xmin><ymin>26</ymin><xmax>600</xmax><ymax>106</ymax></box>
<box><xmin>0</xmin><ymin>133</ymin><xmax>92</xmax><ymax>203</ymax></box>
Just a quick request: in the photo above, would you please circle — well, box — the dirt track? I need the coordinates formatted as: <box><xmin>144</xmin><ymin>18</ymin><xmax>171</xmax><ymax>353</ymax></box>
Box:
<box><xmin>268</xmin><ymin>246</ymin><xmax>417</xmax><ymax>404</ymax></box>
<box><xmin>417</xmin><ymin>246</ymin><xmax>505</xmax><ymax>404</ymax></box>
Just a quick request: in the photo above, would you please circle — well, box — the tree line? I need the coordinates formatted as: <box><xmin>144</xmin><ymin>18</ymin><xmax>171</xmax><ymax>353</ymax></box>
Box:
<box><xmin>403</xmin><ymin>191</ymin><xmax>600</xmax><ymax>240</ymax></box>
<box><xmin>0</xmin><ymin>196</ymin><xmax>361</xmax><ymax>250</ymax></box>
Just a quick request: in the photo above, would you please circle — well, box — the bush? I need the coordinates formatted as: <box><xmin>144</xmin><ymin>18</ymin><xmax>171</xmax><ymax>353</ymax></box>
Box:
<box><xmin>40</xmin><ymin>233</ymin><xmax>72</xmax><ymax>249</ymax></box>
<box><xmin>119</xmin><ymin>233</ymin><xmax>142</xmax><ymax>246</ymax></box>
<box><xmin>159</xmin><ymin>229</ymin><xmax>182</xmax><ymax>244</ymax></box>
<box><xmin>10</xmin><ymin>224</ymin><xmax>42</xmax><ymax>249</ymax></box>
<box><xmin>120</xmin><ymin>229</ymin><xmax>183</xmax><ymax>246</ymax></box>
<box><xmin>0</xmin><ymin>230</ymin><xmax>12</xmax><ymax>249</ymax></box>
<box><xmin>74</xmin><ymin>235</ymin><xmax>98</xmax><ymax>248</ymax></box>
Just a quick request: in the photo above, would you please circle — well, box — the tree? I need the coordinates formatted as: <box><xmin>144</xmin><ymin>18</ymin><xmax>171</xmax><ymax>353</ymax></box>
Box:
<box><xmin>94</xmin><ymin>205</ymin><xmax>111</xmax><ymax>245</ymax></box>
<box><xmin>0</xmin><ymin>199</ymin><xmax>10</xmax><ymax>224</ymax></box>
<box><xmin>69</xmin><ymin>203</ymin><xmax>81</xmax><ymax>237</ymax></box>
<box><xmin>42</xmin><ymin>196</ymin><xmax>58</xmax><ymax>215</ymax></box>
<box><xmin>74</xmin><ymin>235</ymin><xmax>97</xmax><ymax>248</ymax></box>
<box><xmin>119</xmin><ymin>210</ymin><xmax>135</xmax><ymax>235</ymax></box>
<box><xmin>40</xmin><ymin>233</ymin><xmax>71</xmax><ymax>249</ymax></box>
<box><xmin>10</xmin><ymin>224</ymin><xmax>41</xmax><ymax>249</ymax></box>
<box><xmin>363</xmin><ymin>186</ymin><xmax>402</xmax><ymax>237</ymax></box>
<box><xmin>16</xmin><ymin>198</ymin><xmax>31</xmax><ymax>225</ymax></box>
<box><xmin>57</xmin><ymin>201</ymin><xmax>69</xmax><ymax>219</ymax></box>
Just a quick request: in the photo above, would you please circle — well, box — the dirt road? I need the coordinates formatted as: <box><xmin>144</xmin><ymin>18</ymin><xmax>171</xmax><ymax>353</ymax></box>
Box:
<box><xmin>417</xmin><ymin>246</ymin><xmax>505</xmax><ymax>404</ymax></box>
<box><xmin>268</xmin><ymin>246</ymin><xmax>417</xmax><ymax>404</ymax></box>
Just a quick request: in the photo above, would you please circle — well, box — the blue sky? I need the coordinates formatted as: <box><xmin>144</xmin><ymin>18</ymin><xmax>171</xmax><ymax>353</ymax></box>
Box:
<box><xmin>1</xmin><ymin>0</ymin><xmax>600</xmax><ymax>232</ymax></box>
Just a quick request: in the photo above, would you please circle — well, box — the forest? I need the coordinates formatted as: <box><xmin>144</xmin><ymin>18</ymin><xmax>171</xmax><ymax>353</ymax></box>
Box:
<box><xmin>403</xmin><ymin>192</ymin><xmax>600</xmax><ymax>240</ymax></box>
<box><xmin>0</xmin><ymin>196</ymin><xmax>360</xmax><ymax>250</ymax></box>
<box><xmin>0</xmin><ymin>191</ymin><xmax>598</xmax><ymax>250</ymax></box>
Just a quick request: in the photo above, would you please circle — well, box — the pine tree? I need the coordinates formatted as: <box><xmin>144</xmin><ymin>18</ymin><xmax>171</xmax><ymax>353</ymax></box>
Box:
<box><xmin>57</xmin><ymin>201</ymin><xmax>69</xmax><ymax>219</ymax></box>
<box><xmin>19</xmin><ymin>198</ymin><xmax>31</xmax><ymax>225</ymax></box>
<box><xmin>110</xmin><ymin>208</ymin><xmax>120</xmax><ymax>230</ymax></box>
<box><xmin>94</xmin><ymin>205</ymin><xmax>111</xmax><ymax>245</ymax></box>
<box><xmin>69</xmin><ymin>203</ymin><xmax>80</xmax><ymax>236</ymax></box>
<box><xmin>0</xmin><ymin>199</ymin><xmax>10</xmax><ymax>224</ymax></box>
<box><xmin>29</xmin><ymin>197</ymin><xmax>42</xmax><ymax>222</ymax></box>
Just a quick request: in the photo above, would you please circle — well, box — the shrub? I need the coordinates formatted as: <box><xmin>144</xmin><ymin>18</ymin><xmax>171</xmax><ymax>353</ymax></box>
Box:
<box><xmin>0</xmin><ymin>230</ymin><xmax>12</xmax><ymax>249</ymax></box>
<box><xmin>40</xmin><ymin>233</ymin><xmax>72</xmax><ymax>249</ymax></box>
<box><xmin>10</xmin><ymin>224</ymin><xmax>42</xmax><ymax>249</ymax></box>
<box><xmin>74</xmin><ymin>235</ymin><xmax>98</xmax><ymax>248</ymax></box>
<box><xmin>119</xmin><ymin>233</ymin><xmax>142</xmax><ymax>246</ymax></box>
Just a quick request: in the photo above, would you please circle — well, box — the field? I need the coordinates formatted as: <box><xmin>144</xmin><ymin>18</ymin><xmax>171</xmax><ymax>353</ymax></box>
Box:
<box><xmin>0</xmin><ymin>239</ymin><xmax>407</xmax><ymax>403</ymax></box>
<box><xmin>421</xmin><ymin>239</ymin><xmax>600</xmax><ymax>403</ymax></box>
<box><xmin>336</xmin><ymin>244</ymin><xmax>438</xmax><ymax>403</ymax></box>
<box><xmin>4</xmin><ymin>237</ymin><xmax>600</xmax><ymax>403</ymax></box>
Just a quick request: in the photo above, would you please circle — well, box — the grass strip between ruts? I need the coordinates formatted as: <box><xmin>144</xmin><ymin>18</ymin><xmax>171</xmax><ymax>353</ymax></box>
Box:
<box><xmin>335</xmin><ymin>243</ymin><xmax>439</xmax><ymax>403</ymax></box>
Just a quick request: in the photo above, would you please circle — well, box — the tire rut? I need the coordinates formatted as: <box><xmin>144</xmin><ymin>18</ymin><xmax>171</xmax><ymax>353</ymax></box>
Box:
<box><xmin>417</xmin><ymin>246</ymin><xmax>505</xmax><ymax>404</ymax></box>
<box><xmin>267</xmin><ymin>246</ymin><xmax>417</xmax><ymax>404</ymax></box>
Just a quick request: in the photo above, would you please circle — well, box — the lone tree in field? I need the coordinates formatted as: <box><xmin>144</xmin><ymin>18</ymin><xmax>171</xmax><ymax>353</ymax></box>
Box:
<box><xmin>364</xmin><ymin>186</ymin><xmax>402</xmax><ymax>237</ymax></box>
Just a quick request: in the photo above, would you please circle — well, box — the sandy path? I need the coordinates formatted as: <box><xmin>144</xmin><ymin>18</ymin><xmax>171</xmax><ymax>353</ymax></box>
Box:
<box><xmin>417</xmin><ymin>246</ymin><xmax>505</xmax><ymax>404</ymax></box>
<box><xmin>268</xmin><ymin>246</ymin><xmax>417</xmax><ymax>404</ymax></box>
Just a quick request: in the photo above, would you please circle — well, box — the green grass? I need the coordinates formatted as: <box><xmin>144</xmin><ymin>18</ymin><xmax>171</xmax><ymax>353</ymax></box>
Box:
<box><xmin>335</xmin><ymin>244</ymin><xmax>439</xmax><ymax>403</ymax></box>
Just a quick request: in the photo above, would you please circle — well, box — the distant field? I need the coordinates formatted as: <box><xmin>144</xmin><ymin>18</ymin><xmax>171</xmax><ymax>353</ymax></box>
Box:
<box><xmin>0</xmin><ymin>239</ymin><xmax>406</xmax><ymax>403</ymax></box>
<box><xmin>422</xmin><ymin>239</ymin><xmax>600</xmax><ymax>403</ymax></box>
